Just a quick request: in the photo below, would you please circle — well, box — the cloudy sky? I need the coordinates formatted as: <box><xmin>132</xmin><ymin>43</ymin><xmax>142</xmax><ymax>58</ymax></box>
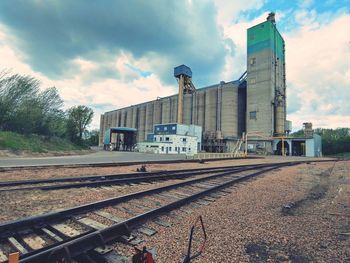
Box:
<box><xmin>0</xmin><ymin>0</ymin><xmax>349</xmax><ymax>131</ymax></box>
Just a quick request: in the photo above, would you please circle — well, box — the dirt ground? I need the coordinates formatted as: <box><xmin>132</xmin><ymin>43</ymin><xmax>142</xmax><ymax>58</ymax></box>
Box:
<box><xmin>142</xmin><ymin>160</ymin><xmax>350</xmax><ymax>262</ymax></box>
<box><xmin>0</xmin><ymin>157</ymin><xmax>348</xmax><ymax>262</ymax></box>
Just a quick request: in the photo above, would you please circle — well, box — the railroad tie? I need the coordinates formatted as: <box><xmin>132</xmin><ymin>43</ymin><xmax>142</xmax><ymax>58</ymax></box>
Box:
<box><xmin>77</xmin><ymin>217</ymin><xmax>108</xmax><ymax>230</ymax></box>
<box><xmin>94</xmin><ymin>211</ymin><xmax>124</xmax><ymax>223</ymax></box>
<box><xmin>8</xmin><ymin>237</ymin><xmax>28</xmax><ymax>255</ymax></box>
<box><xmin>41</xmin><ymin>227</ymin><xmax>64</xmax><ymax>242</ymax></box>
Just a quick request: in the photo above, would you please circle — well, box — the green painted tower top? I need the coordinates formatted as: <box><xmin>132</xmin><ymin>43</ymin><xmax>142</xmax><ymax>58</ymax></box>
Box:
<box><xmin>247</xmin><ymin>13</ymin><xmax>285</xmax><ymax>62</ymax></box>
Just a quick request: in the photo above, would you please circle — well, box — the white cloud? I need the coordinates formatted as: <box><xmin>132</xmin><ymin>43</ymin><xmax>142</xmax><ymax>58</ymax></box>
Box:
<box><xmin>298</xmin><ymin>0</ymin><xmax>314</xmax><ymax>9</ymax></box>
<box><xmin>1</xmin><ymin>4</ymin><xmax>350</xmax><ymax>133</ymax></box>
<box><xmin>213</xmin><ymin>0</ymin><xmax>267</xmax><ymax>80</ymax></box>
<box><xmin>216</xmin><ymin>5</ymin><xmax>350</xmax><ymax>130</ymax></box>
<box><xmin>0</xmin><ymin>23</ymin><xmax>175</xmax><ymax>129</ymax></box>
<box><xmin>214</xmin><ymin>0</ymin><xmax>265</xmax><ymax>26</ymax></box>
<box><xmin>285</xmin><ymin>13</ymin><xmax>350</xmax><ymax>129</ymax></box>
<box><xmin>218</xmin><ymin>12</ymin><xmax>268</xmax><ymax>80</ymax></box>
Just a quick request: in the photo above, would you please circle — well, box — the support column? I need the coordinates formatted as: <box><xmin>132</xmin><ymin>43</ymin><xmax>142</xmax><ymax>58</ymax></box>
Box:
<box><xmin>177</xmin><ymin>75</ymin><xmax>184</xmax><ymax>124</ymax></box>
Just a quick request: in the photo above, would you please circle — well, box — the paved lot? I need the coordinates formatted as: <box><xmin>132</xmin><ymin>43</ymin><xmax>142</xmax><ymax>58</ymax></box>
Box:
<box><xmin>0</xmin><ymin>151</ymin><xmax>186</xmax><ymax>167</ymax></box>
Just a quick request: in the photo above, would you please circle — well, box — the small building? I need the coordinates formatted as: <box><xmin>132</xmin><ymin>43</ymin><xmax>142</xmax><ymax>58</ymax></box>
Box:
<box><xmin>137</xmin><ymin>123</ymin><xmax>202</xmax><ymax>156</ymax></box>
<box><xmin>272</xmin><ymin>134</ymin><xmax>322</xmax><ymax>157</ymax></box>
<box><xmin>103</xmin><ymin>127</ymin><xmax>137</xmax><ymax>151</ymax></box>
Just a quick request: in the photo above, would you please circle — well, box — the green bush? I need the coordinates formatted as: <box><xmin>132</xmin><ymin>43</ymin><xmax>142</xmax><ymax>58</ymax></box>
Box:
<box><xmin>0</xmin><ymin>131</ymin><xmax>87</xmax><ymax>153</ymax></box>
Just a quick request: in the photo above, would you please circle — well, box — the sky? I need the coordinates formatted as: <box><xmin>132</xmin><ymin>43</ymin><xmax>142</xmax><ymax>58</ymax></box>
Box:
<box><xmin>0</xmin><ymin>0</ymin><xmax>349</xmax><ymax>131</ymax></box>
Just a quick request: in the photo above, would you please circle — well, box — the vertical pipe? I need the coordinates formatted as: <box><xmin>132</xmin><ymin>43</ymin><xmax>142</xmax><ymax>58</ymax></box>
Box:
<box><xmin>177</xmin><ymin>75</ymin><xmax>184</xmax><ymax>124</ymax></box>
<box><xmin>169</xmin><ymin>97</ymin><xmax>171</xmax><ymax>122</ymax></box>
<box><xmin>244</xmin><ymin>132</ymin><xmax>248</xmax><ymax>157</ymax></box>
<box><xmin>191</xmin><ymin>93</ymin><xmax>198</xmax><ymax>125</ymax></box>
<box><xmin>216</xmin><ymin>87</ymin><xmax>219</xmax><ymax>131</ymax></box>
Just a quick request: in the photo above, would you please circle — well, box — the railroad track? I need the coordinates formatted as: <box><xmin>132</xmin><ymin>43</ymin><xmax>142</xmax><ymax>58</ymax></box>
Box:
<box><xmin>0</xmin><ymin>163</ymin><xmax>283</xmax><ymax>192</ymax></box>
<box><xmin>0</xmin><ymin>157</ymin><xmax>260</xmax><ymax>172</ymax></box>
<box><xmin>0</xmin><ymin>162</ymin><xmax>299</xmax><ymax>263</ymax></box>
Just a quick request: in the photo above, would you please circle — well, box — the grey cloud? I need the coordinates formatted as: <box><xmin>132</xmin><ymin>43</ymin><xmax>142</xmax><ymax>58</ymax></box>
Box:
<box><xmin>0</xmin><ymin>0</ymin><xmax>229</xmax><ymax>86</ymax></box>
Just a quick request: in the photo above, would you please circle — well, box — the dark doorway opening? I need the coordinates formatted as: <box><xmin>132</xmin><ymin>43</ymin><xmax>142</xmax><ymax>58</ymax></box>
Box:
<box><xmin>276</xmin><ymin>141</ymin><xmax>290</xmax><ymax>156</ymax></box>
<box><xmin>291</xmin><ymin>140</ymin><xmax>305</xmax><ymax>156</ymax></box>
<box><xmin>103</xmin><ymin>128</ymin><xmax>137</xmax><ymax>151</ymax></box>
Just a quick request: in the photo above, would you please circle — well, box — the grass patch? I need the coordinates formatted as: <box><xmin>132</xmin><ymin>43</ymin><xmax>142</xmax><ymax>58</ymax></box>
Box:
<box><xmin>0</xmin><ymin>131</ymin><xmax>87</xmax><ymax>153</ymax></box>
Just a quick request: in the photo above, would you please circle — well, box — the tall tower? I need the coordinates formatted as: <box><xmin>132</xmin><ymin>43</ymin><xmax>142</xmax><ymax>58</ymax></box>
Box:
<box><xmin>246</xmin><ymin>12</ymin><xmax>286</xmax><ymax>138</ymax></box>
<box><xmin>174</xmin><ymin>65</ymin><xmax>196</xmax><ymax>124</ymax></box>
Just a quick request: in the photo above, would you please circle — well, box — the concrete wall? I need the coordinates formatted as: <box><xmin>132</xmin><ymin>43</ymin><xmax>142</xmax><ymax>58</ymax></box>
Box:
<box><xmin>221</xmin><ymin>84</ymin><xmax>238</xmax><ymax>138</ymax></box>
<box><xmin>100</xmin><ymin>82</ymin><xmax>241</xmax><ymax>146</ymax></box>
<box><xmin>246</xmin><ymin>48</ymin><xmax>274</xmax><ymax>138</ymax></box>
<box><xmin>246</xmin><ymin>22</ymin><xmax>286</xmax><ymax>138</ymax></box>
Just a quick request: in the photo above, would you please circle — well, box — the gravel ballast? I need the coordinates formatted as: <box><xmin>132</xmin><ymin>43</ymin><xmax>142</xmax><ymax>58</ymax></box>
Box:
<box><xmin>133</xmin><ymin>160</ymin><xmax>349</xmax><ymax>262</ymax></box>
<box><xmin>0</xmin><ymin>158</ymin><xmax>347</xmax><ymax>262</ymax></box>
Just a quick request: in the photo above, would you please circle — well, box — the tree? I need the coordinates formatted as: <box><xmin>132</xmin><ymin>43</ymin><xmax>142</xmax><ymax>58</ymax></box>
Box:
<box><xmin>85</xmin><ymin>129</ymin><xmax>99</xmax><ymax>146</ymax></box>
<box><xmin>66</xmin><ymin>105</ymin><xmax>94</xmax><ymax>143</ymax></box>
<box><xmin>291</xmin><ymin>128</ymin><xmax>350</xmax><ymax>155</ymax></box>
<box><xmin>0</xmin><ymin>72</ymin><xmax>65</xmax><ymax>136</ymax></box>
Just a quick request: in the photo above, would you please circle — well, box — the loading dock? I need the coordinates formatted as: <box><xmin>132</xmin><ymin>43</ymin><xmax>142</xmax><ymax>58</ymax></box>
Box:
<box><xmin>103</xmin><ymin>127</ymin><xmax>137</xmax><ymax>151</ymax></box>
<box><xmin>273</xmin><ymin>134</ymin><xmax>322</xmax><ymax>157</ymax></box>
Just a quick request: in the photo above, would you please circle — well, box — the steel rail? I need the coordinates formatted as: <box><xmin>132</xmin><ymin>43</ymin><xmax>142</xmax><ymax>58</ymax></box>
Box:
<box><xmin>0</xmin><ymin>165</ymin><xmax>273</xmax><ymax>235</ymax></box>
<box><xmin>17</xmin><ymin>163</ymin><xmax>296</xmax><ymax>263</ymax></box>
<box><xmin>0</xmin><ymin>163</ymin><xmax>272</xmax><ymax>188</ymax></box>
<box><xmin>0</xmin><ymin>156</ymin><xmax>262</xmax><ymax>172</ymax></box>
<box><xmin>0</xmin><ymin>163</ymin><xmax>284</xmax><ymax>192</ymax></box>
<box><xmin>0</xmin><ymin>159</ymin><xmax>336</xmax><ymax>188</ymax></box>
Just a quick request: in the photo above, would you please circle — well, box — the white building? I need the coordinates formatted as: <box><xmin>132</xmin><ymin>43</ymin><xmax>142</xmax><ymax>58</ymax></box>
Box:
<box><xmin>137</xmin><ymin>123</ymin><xmax>202</xmax><ymax>156</ymax></box>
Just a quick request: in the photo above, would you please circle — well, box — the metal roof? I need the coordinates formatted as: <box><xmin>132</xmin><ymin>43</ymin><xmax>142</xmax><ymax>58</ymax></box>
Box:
<box><xmin>109</xmin><ymin>127</ymin><xmax>137</xmax><ymax>132</ymax></box>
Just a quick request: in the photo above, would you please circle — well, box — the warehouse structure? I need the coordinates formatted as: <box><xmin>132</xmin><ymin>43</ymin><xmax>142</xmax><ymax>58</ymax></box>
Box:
<box><xmin>99</xmin><ymin>76</ymin><xmax>247</xmax><ymax>152</ymax></box>
<box><xmin>99</xmin><ymin>13</ymin><xmax>321</xmax><ymax>156</ymax></box>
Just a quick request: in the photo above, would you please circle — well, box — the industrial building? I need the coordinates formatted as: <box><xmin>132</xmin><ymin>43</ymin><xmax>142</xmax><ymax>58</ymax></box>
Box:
<box><xmin>137</xmin><ymin>123</ymin><xmax>202</xmax><ymax>155</ymax></box>
<box><xmin>99</xmin><ymin>13</ymin><xmax>322</xmax><ymax>157</ymax></box>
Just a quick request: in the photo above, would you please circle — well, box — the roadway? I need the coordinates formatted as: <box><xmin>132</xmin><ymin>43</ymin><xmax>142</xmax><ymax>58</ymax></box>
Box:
<box><xmin>0</xmin><ymin>151</ymin><xmax>187</xmax><ymax>168</ymax></box>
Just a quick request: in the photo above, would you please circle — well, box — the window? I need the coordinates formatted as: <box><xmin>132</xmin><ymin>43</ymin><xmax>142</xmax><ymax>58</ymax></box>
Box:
<box><xmin>172</xmin><ymin>126</ymin><xmax>176</xmax><ymax>130</ymax></box>
<box><xmin>182</xmin><ymin>138</ymin><xmax>187</xmax><ymax>142</ymax></box>
<box><xmin>250</xmin><ymin>111</ymin><xmax>257</xmax><ymax>120</ymax></box>
<box><xmin>154</xmin><ymin>137</ymin><xmax>156</xmax><ymax>141</ymax></box>
<box><xmin>182</xmin><ymin>147</ymin><xmax>186</xmax><ymax>152</ymax></box>
<box><xmin>175</xmin><ymin>147</ymin><xmax>178</xmax><ymax>151</ymax></box>
<box><xmin>188</xmin><ymin>148</ymin><xmax>191</xmax><ymax>151</ymax></box>
<box><xmin>250</xmin><ymin>58</ymin><xmax>256</xmax><ymax>66</ymax></box>
<box><xmin>169</xmin><ymin>147</ymin><xmax>172</xmax><ymax>151</ymax></box>
<box><xmin>249</xmin><ymin>77</ymin><xmax>256</xmax><ymax>84</ymax></box>
<box><xmin>161</xmin><ymin>146</ymin><xmax>164</xmax><ymax>151</ymax></box>
<box><xmin>164</xmin><ymin>127</ymin><xmax>168</xmax><ymax>131</ymax></box>
<box><xmin>156</xmin><ymin>127</ymin><xmax>160</xmax><ymax>131</ymax></box>
<box><xmin>165</xmin><ymin>137</ymin><xmax>170</xmax><ymax>141</ymax></box>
